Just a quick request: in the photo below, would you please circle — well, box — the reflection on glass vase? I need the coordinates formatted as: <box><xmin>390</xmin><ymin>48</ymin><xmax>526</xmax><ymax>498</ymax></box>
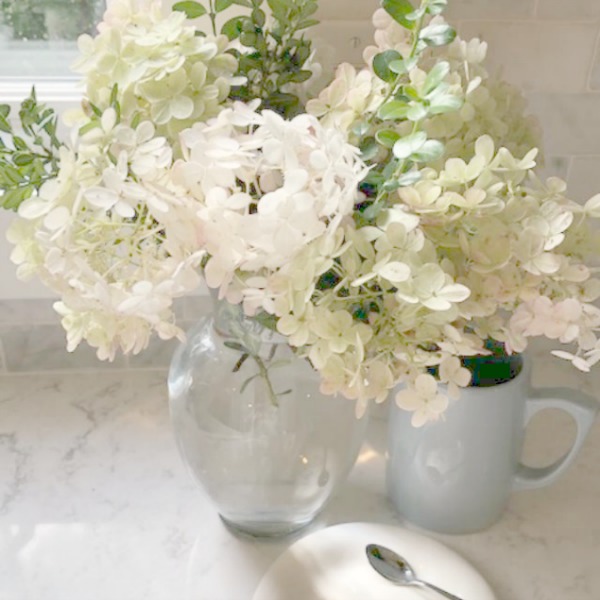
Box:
<box><xmin>168</xmin><ymin>295</ymin><xmax>368</xmax><ymax>537</ymax></box>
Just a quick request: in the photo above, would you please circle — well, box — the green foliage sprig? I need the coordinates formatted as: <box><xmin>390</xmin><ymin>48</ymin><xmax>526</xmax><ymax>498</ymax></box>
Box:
<box><xmin>0</xmin><ymin>89</ymin><xmax>63</xmax><ymax>211</ymax></box>
<box><xmin>173</xmin><ymin>0</ymin><xmax>319</xmax><ymax>118</ymax></box>
<box><xmin>356</xmin><ymin>0</ymin><xmax>459</xmax><ymax>223</ymax></box>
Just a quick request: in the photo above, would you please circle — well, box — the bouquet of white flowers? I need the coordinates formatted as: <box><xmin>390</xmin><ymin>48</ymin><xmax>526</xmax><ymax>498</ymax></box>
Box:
<box><xmin>3</xmin><ymin>0</ymin><xmax>600</xmax><ymax>426</ymax></box>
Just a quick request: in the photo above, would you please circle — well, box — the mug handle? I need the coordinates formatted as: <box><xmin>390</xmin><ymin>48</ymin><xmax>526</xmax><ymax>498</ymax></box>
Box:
<box><xmin>513</xmin><ymin>387</ymin><xmax>598</xmax><ymax>491</ymax></box>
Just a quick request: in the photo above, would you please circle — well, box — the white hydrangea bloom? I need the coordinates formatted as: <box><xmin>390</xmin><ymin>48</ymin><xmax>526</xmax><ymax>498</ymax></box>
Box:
<box><xmin>9</xmin><ymin>112</ymin><xmax>204</xmax><ymax>361</ymax></box>
<box><xmin>172</xmin><ymin>102</ymin><xmax>367</xmax><ymax>310</ymax></box>
<box><xmin>73</xmin><ymin>0</ymin><xmax>240</xmax><ymax>139</ymax></box>
<box><xmin>395</xmin><ymin>374</ymin><xmax>449</xmax><ymax>428</ymax></box>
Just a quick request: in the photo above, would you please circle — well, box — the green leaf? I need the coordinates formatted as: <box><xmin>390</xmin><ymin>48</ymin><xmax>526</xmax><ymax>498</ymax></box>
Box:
<box><xmin>375</xmin><ymin>129</ymin><xmax>401</xmax><ymax>149</ymax></box>
<box><xmin>172</xmin><ymin>1</ymin><xmax>207</xmax><ymax>18</ymax></box>
<box><xmin>423</xmin><ymin>61</ymin><xmax>450</xmax><ymax>96</ymax></box>
<box><xmin>215</xmin><ymin>0</ymin><xmax>235</xmax><ymax>11</ymax></box>
<box><xmin>78</xmin><ymin>121</ymin><xmax>101</xmax><ymax>137</ymax></box>
<box><xmin>405</xmin><ymin>6</ymin><xmax>426</xmax><ymax>21</ymax></box>
<box><xmin>396</xmin><ymin>170</ymin><xmax>423</xmax><ymax>186</ymax></box>
<box><xmin>404</xmin><ymin>86</ymin><xmax>421</xmax><ymax>101</ymax></box>
<box><xmin>0</xmin><ymin>113</ymin><xmax>11</xmax><ymax>134</ymax></box>
<box><xmin>382</xmin><ymin>179</ymin><xmax>402</xmax><ymax>192</ymax></box>
<box><xmin>240</xmin><ymin>373</ymin><xmax>260</xmax><ymax>395</ymax></box>
<box><xmin>373</xmin><ymin>50</ymin><xmax>403</xmax><ymax>83</ymax></box>
<box><xmin>410</xmin><ymin>139</ymin><xmax>445</xmax><ymax>162</ymax></box>
<box><xmin>13</xmin><ymin>137</ymin><xmax>28</xmax><ymax>151</ymax></box>
<box><xmin>277</xmin><ymin>69</ymin><xmax>312</xmax><ymax>86</ymax></box>
<box><xmin>251</xmin><ymin>8</ymin><xmax>266</xmax><ymax>26</ymax></box>
<box><xmin>352</xmin><ymin>121</ymin><xmax>370</xmax><ymax>137</ymax></box>
<box><xmin>0</xmin><ymin>104</ymin><xmax>10</xmax><ymax>119</ymax></box>
<box><xmin>109</xmin><ymin>84</ymin><xmax>119</xmax><ymax>107</ymax></box>
<box><xmin>1</xmin><ymin>188</ymin><xmax>31</xmax><ymax>211</ymax></box>
<box><xmin>424</xmin><ymin>81</ymin><xmax>449</xmax><ymax>101</ymax></box>
<box><xmin>224</xmin><ymin>341</ymin><xmax>248</xmax><ymax>352</ymax></box>
<box><xmin>240</xmin><ymin>31</ymin><xmax>258</xmax><ymax>46</ymax></box>
<box><xmin>13</xmin><ymin>153</ymin><xmax>34</xmax><ymax>166</ymax></box>
<box><xmin>360</xmin><ymin>137</ymin><xmax>379</xmax><ymax>161</ymax></box>
<box><xmin>233</xmin><ymin>353</ymin><xmax>249</xmax><ymax>372</ymax></box>
<box><xmin>262</xmin><ymin>92</ymin><xmax>300</xmax><ymax>117</ymax></box>
<box><xmin>427</xmin><ymin>0</ymin><xmax>448</xmax><ymax>16</ymax></box>
<box><xmin>296</xmin><ymin>18</ymin><xmax>319</xmax><ymax>31</ymax></box>
<box><xmin>363</xmin><ymin>201</ymin><xmax>384</xmax><ymax>220</ymax></box>
<box><xmin>3</xmin><ymin>165</ymin><xmax>22</xmax><ymax>185</ymax></box>
<box><xmin>428</xmin><ymin>93</ymin><xmax>463</xmax><ymax>115</ymax></box>
<box><xmin>221</xmin><ymin>15</ymin><xmax>245</xmax><ymax>39</ymax></box>
<box><xmin>88</xmin><ymin>102</ymin><xmax>103</xmax><ymax>118</ymax></box>
<box><xmin>419</xmin><ymin>23</ymin><xmax>456</xmax><ymax>47</ymax></box>
<box><xmin>382</xmin><ymin>0</ymin><xmax>415</xmax><ymax>29</ymax></box>
<box><xmin>392</xmin><ymin>131</ymin><xmax>427</xmax><ymax>159</ymax></box>
<box><xmin>252</xmin><ymin>312</ymin><xmax>278</xmax><ymax>331</ymax></box>
<box><xmin>406</xmin><ymin>104</ymin><xmax>427</xmax><ymax>121</ymax></box>
<box><xmin>377</xmin><ymin>99</ymin><xmax>411</xmax><ymax>121</ymax></box>
<box><xmin>388</xmin><ymin>59</ymin><xmax>408</xmax><ymax>75</ymax></box>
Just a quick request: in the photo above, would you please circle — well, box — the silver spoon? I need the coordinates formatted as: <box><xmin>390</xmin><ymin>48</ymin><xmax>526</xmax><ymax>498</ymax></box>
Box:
<box><xmin>366</xmin><ymin>543</ymin><xmax>465</xmax><ymax>600</ymax></box>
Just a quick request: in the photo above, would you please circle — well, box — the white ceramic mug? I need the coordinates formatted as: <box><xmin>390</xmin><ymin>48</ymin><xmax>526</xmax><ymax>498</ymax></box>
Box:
<box><xmin>387</xmin><ymin>360</ymin><xmax>598</xmax><ymax>534</ymax></box>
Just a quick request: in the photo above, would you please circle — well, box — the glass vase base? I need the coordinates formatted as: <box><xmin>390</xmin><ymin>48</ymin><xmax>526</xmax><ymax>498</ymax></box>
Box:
<box><xmin>219</xmin><ymin>513</ymin><xmax>315</xmax><ymax>538</ymax></box>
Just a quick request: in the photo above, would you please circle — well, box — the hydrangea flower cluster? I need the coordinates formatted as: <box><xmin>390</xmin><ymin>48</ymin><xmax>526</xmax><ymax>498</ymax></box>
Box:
<box><xmin>310</xmin><ymin>9</ymin><xmax>541</xmax><ymax>164</ymax></box>
<box><xmin>172</xmin><ymin>101</ymin><xmax>366</xmax><ymax>312</ymax></box>
<box><xmin>300</xmin><ymin>4</ymin><xmax>600</xmax><ymax>423</ymax></box>
<box><xmin>72</xmin><ymin>0</ymin><xmax>240</xmax><ymax>138</ymax></box>
<box><xmin>9</xmin><ymin>108</ymin><xmax>204</xmax><ymax>360</ymax></box>
<box><xmin>5</xmin><ymin>0</ymin><xmax>600</xmax><ymax>427</ymax></box>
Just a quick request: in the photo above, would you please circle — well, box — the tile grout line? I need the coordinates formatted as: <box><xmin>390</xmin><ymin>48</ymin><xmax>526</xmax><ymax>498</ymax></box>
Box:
<box><xmin>0</xmin><ymin>339</ymin><xmax>7</xmax><ymax>374</ymax></box>
<box><xmin>565</xmin><ymin>155</ymin><xmax>576</xmax><ymax>189</ymax></box>
<box><xmin>456</xmin><ymin>17</ymin><xmax>600</xmax><ymax>24</ymax></box>
<box><xmin>585</xmin><ymin>25</ymin><xmax>600</xmax><ymax>92</ymax></box>
<box><xmin>0</xmin><ymin>366</ymin><xmax>170</xmax><ymax>378</ymax></box>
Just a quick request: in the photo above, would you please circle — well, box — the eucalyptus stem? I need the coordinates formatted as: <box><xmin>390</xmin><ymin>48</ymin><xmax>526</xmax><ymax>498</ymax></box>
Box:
<box><xmin>365</xmin><ymin>0</ymin><xmax>429</xmax><ymax>134</ymax></box>
<box><xmin>253</xmin><ymin>353</ymin><xmax>280</xmax><ymax>408</ymax></box>
<box><xmin>208</xmin><ymin>0</ymin><xmax>217</xmax><ymax>36</ymax></box>
<box><xmin>226</xmin><ymin>311</ymin><xmax>283</xmax><ymax>408</ymax></box>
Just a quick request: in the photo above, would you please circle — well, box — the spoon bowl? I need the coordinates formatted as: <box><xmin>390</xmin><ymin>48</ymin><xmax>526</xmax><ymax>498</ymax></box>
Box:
<box><xmin>366</xmin><ymin>543</ymin><xmax>465</xmax><ymax>600</ymax></box>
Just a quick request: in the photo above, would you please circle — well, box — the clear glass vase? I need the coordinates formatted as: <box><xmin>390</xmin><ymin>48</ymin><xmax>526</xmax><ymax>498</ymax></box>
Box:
<box><xmin>168</xmin><ymin>296</ymin><xmax>368</xmax><ymax>537</ymax></box>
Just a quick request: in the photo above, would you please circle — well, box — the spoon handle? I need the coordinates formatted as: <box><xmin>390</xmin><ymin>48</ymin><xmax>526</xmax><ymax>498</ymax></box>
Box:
<box><xmin>421</xmin><ymin>580</ymin><xmax>465</xmax><ymax>600</ymax></box>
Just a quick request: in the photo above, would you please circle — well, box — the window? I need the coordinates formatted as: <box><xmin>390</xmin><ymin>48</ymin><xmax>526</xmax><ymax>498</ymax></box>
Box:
<box><xmin>0</xmin><ymin>0</ymin><xmax>106</xmax><ymax>79</ymax></box>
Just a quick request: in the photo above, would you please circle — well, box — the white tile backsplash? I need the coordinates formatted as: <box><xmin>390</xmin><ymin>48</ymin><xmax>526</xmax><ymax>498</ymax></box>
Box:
<box><xmin>447</xmin><ymin>0</ymin><xmax>535</xmax><ymax>19</ymax></box>
<box><xmin>310</xmin><ymin>20</ymin><xmax>377</xmax><ymax>69</ymax></box>
<box><xmin>567</xmin><ymin>156</ymin><xmax>600</xmax><ymax>202</ymax></box>
<box><xmin>458</xmin><ymin>21</ymin><xmax>598</xmax><ymax>93</ymax></box>
<box><xmin>587</xmin><ymin>41</ymin><xmax>600</xmax><ymax>90</ymax></box>
<box><xmin>316</xmin><ymin>0</ymin><xmax>378</xmax><ymax>21</ymax></box>
<box><xmin>528</xmin><ymin>93</ymin><xmax>600</xmax><ymax>156</ymax></box>
<box><xmin>537</xmin><ymin>155</ymin><xmax>572</xmax><ymax>185</ymax></box>
<box><xmin>536</xmin><ymin>0</ymin><xmax>600</xmax><ymax>20</ymax></box>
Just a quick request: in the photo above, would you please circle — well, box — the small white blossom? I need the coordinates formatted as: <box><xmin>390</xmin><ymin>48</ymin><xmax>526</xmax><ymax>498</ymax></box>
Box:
<box><xmin>395</xmin><ymin>374</ymin><xmax>449</xmax><ymax>427</ymax></box>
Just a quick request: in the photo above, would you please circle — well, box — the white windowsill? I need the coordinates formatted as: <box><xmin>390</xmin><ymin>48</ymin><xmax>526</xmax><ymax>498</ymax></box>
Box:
<box><xmin>0</xmin><ymin>77</ymin><xmax>83</xmax><ymax>104</ymax></box>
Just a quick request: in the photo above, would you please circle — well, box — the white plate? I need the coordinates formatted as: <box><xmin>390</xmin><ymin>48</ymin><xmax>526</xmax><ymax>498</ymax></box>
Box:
<box><xmin>253</xmin><ymin>522</ymin><xmax>495</xmax><ymax>600</ymax></box>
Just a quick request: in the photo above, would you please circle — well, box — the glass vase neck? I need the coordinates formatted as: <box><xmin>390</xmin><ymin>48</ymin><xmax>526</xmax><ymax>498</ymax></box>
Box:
<box><xmin>208</xmin><ymin>288</ymin><xmax>282</xmax><ymax>345</ymax></box>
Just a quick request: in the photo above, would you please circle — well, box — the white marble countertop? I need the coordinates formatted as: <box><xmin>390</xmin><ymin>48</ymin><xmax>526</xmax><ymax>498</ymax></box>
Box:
<box><xmin>1</xmin><ymin>354</ymin><xmax>599</xmax><ymax>600</ymax></box>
